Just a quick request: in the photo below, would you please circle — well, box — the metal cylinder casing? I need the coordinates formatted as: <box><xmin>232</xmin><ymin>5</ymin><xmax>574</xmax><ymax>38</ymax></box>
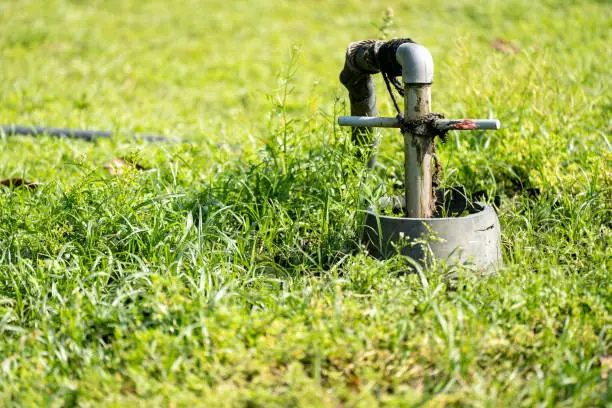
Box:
<box><xmin>362</xmin><ymin>195</ymin><xmax>502</xmax><ymax>271</ymax></box>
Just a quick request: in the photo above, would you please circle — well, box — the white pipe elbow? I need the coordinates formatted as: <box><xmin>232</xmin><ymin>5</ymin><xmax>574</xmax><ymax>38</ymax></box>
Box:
<box><xmin>396</xmin><ymin>43</ymin><xmax>434</xmax><ymax>84</ymax></box>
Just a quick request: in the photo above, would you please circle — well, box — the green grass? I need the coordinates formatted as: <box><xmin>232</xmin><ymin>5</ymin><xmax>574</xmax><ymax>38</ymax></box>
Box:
<box><xmin>0</xmin><ymin>0</ymin><xmax>610</xmax><ymax>406</ymax></box>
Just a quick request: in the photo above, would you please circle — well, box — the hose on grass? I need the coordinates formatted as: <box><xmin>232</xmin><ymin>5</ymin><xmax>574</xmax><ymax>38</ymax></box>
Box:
<box><xmin>0</xmin><ymin>124</ymin><xmax>177</xmax><ymax>143</ymax></box>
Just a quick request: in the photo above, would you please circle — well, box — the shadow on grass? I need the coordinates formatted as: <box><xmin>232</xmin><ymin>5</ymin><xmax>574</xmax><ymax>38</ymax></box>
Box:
<box><xmin>186</xmin><ymin>141</ymin><xmax>367</xmax><ymax>275</ymax></box>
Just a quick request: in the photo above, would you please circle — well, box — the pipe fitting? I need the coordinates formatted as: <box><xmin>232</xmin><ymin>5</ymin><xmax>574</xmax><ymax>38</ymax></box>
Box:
<box><xmin>395</xmin><ymin>43</ymin><xmax>434</xmax><ymax>84</ymax></box>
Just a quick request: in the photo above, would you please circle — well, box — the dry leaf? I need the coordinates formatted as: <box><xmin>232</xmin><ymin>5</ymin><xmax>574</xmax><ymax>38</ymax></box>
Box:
<box><xmin>491</xmin><ymin>38</ymin><xmax>521</xmax><ymax>54</ymax></box>
<box><xmin>103</xmin><ymin>157</ymin><xmax>147</xmax><ymax>175</ymax></box>
<box><xmin>0</xmin><ymin>178</ymin><xmax>38</xmax><ymax>189</ymax></box>
<box><xmin>103</xmin><ymin>158</ymin><xmax>128</xmax><ymax>175</ymax></box>
<box><xmin>601</xmin><ymin>356</ymin><xmax>612</xmax><ymax>379</ymax></box>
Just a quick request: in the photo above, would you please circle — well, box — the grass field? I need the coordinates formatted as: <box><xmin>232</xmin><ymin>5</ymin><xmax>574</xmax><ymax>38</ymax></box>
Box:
<box><xmin>0</xmin><ymin>0</ymin><xmax>611</xmax><ymax>406</ymax></box>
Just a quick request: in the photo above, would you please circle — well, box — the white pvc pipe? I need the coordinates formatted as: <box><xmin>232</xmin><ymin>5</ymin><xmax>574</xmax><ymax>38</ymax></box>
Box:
<box><xmin>403</xmin><ymin>85</ymin><xmax>435</xmax><ymax>218</ymax></box>
<box><xmin>337</xmin><ymin>116</ymin><xmax>399</xmax><ymax>128</ymax></box>
<box><xmin>436</xmin><ymin>119</ymin><xmax>501</xmax><ymax>130</ymax></box>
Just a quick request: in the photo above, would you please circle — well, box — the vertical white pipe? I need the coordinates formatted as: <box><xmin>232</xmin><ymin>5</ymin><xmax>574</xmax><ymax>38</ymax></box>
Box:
<box><xmin>403</xmin><ymin>86</ymin><xmax>435</xmax><ymax>218</ymax></box>
<box><xmin>396</xmin><ymin>43</ymin><xmax>435</xmax><ymax>218</ymax></box>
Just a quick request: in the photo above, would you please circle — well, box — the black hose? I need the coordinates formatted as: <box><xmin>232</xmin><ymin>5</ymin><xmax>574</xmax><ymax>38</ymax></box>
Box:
<box><xmin>339</xmin><ymin>38</ymin><xmax>414</xmax><ymax>168</ymax></box>
<box><xmin>0</xmin><ymin>125</ymin><xmax>177</xmax><ymax>143</ymax></box>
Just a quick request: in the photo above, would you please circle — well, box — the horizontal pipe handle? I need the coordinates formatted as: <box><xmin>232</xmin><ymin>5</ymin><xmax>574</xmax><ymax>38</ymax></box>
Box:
<box><xmin>436</xmin><ymin>119</ymin><xmax>500</xmax><ymax>130</ymax></box>
<box><xmin>338</xmin><ymin>116</ymin><xmax>399</xmax><ymax>128</ymax></box>
<box><xmin>338</xmin><ymin>116</ymin><xmax>500</xmax><ymax>130</ymax></box>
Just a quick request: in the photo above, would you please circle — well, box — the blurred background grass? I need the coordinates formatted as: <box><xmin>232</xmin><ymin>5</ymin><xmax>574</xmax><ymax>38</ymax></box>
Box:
<box><xmin>1</xmin><ymin>0</ymin><xmax>609</xmax><ymax>192</ymax></box>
